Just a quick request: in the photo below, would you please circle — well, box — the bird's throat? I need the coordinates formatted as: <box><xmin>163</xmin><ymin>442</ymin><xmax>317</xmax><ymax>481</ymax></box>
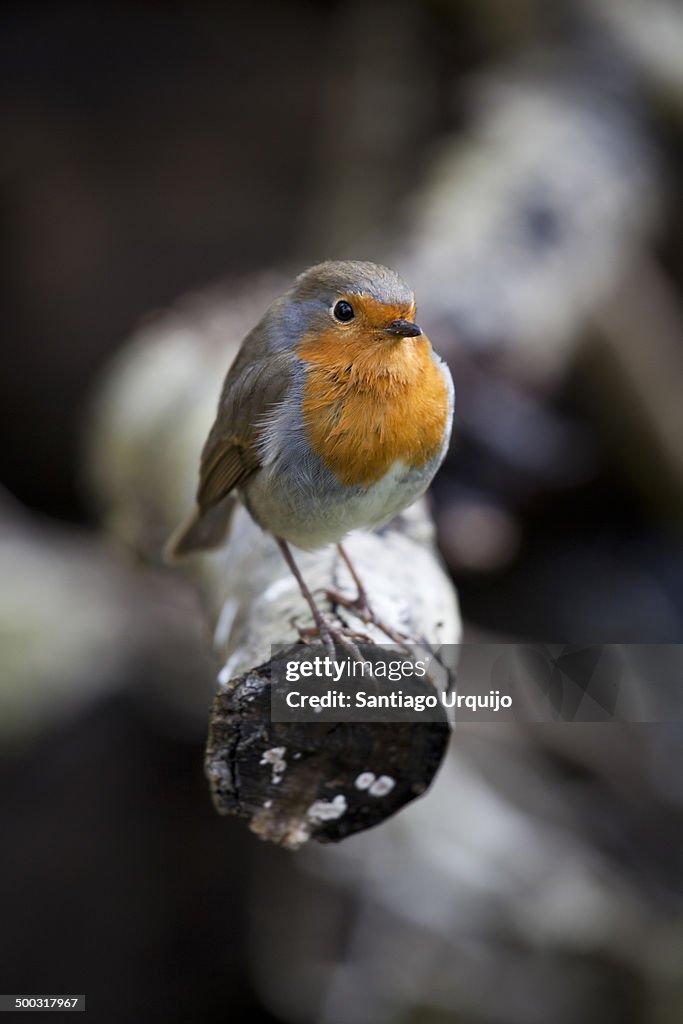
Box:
<box><xmin>297</xmin><ymin>328</ymin><xmax>449</xmax><ymax>486</ymax></box>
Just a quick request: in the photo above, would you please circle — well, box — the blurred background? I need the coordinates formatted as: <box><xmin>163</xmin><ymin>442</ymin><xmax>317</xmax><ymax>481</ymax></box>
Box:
<box><xmin>1</xmin><ymin>1</ymin><xmax>682</xmax><ymax>1021</ymax></box>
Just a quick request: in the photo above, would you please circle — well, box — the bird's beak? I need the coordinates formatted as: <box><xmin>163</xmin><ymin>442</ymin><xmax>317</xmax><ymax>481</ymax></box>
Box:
<box><xmin>384</xmin><ymin>319</ymin><xmax>422</xmax><ymax>338</ymax></box>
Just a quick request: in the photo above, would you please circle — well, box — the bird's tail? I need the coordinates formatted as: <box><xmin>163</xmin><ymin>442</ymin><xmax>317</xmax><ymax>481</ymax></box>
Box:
<box><xmin>163</xmin><ymin>496</ymin><xmax>236</xmax><ymax>563</ymax></box>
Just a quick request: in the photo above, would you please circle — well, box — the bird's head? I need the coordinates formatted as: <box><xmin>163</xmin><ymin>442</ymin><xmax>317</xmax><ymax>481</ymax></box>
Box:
<box><xmin>265</xmin><ymin>261</ymin><xmax>424</xmax><ymax>367</ymax></box>
<box><xmin>291</xmin><ymin>260</ymin><xmax>422</xmax><ymax>347</ymax></box>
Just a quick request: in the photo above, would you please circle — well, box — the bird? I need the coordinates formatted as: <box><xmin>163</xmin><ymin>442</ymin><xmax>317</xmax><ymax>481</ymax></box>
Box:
<box><xmin>165</xmin><ymin>260</ymin><xmax>454</xmax><ymax>652</ymax></box>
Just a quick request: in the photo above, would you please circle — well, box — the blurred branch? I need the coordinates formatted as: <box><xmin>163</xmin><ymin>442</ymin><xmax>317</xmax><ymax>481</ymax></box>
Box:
<box><xmin>0</xmin><ymin>491</ymin><xmax>215</xmax><ymax>746</ymax></box>
<box><xmin>398</xmin><ymin>68</ymin><xmax>660</xmax><ymax>383</ymax></box>
<box><xmin>588</xmin><ymin>255</ymin><xmax>683</xmax><ymax>518</ymax></box>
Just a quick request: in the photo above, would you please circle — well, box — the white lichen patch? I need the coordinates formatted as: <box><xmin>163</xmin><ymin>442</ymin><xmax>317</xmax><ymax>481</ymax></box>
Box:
<box><xmin>307</xmin><ymin>795</ymin><xmax>347</xmax><ymax>823</ymax></box>
<box><xmin>260</xmin><ymin>746</ymin><xmax>287</xmax><ymax>784</ymax></box>
<box><xmin>354</xmin><ymin>771</ymin><xmax>376</xmax><ymax>790</ymax></box>
<box><xmin>369</xmin><ymin>775</ymin><xmax>395</xmax><ymax>797</ymax></box>
<box><xmin>260</xmin><ymin>746</ymin><xmax>286</xmax><ymax>766</ymax></box>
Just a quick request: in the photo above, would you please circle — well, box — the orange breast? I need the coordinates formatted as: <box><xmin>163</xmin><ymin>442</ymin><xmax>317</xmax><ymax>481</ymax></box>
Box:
<box><xmin>298</xmin><ymin>326</ymin><xmax>450</xmax><ymax>487</ymax></box>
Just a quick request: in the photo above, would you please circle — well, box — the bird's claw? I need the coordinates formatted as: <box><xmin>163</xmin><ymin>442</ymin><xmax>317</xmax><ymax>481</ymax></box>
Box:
<box><xmin>290</xmin><ymin>612</ymin><xmax>371</xmax><ymax>662</ymax></box>
<box><xmin>324</xmin><ymin>588</ymin><xmax>413</xmax><ymax>650</ymax></box>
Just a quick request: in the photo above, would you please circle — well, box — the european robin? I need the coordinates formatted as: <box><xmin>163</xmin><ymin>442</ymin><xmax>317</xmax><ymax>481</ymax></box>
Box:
<box><xmin>166</xmin><ymin>260</ymin><xmax>454</xmax><ymax>651</ymax></box>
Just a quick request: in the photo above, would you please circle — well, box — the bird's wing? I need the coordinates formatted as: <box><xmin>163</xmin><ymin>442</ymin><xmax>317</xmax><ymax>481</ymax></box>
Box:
<box><xmin>196</xmin><ymin>439</ymin><xmax>257</xmax><ymax>508</ymax></box>
<box><xmin>196</xmin><ymin>347</ymin><xmax>293</xmax><ymax>511</ymax></box>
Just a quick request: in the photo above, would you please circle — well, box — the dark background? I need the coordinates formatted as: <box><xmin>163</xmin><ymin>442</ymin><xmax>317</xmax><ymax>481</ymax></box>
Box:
<box><xmin>1</xmin><ymin>2</ymin><xmax>682</xmax><ymax>1022</ymax></box>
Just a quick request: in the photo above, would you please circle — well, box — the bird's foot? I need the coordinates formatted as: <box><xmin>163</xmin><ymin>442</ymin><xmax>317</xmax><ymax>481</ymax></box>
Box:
<box><xmin>330</xmin><ymin>542</ymin><xmax>414</xmax><ymax>649</ymax></box>
<box><xmin>289</xmin><ymin>613</ymin><xmax>371</xmax><ymax>662</ymax></box>
<box><xmin>323</xmin><ymin>587</ymin><xmax>413</xmax><ymax>650</ymax></box>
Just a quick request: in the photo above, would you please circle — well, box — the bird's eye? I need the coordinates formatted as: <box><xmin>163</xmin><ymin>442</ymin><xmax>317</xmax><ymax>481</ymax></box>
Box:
<box><xmin>333</xmin><ymin>300</ymin><xmax>355</xmax><ymax>322</ymax></box>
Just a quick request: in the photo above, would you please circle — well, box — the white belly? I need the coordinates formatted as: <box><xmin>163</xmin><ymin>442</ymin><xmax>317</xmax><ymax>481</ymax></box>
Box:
<box><xmin>242</xmin><ymin>456</ymin><xmax>441</xmax><ymax>551</ymax></box>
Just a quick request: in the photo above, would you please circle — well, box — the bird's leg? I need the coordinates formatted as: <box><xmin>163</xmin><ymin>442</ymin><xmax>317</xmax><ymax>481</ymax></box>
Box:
<box><xmin>336</xmin><ymin>542</ymin><xmax>371</xmax><ymax>614</ymax></box>
<box><xmin>276</xmin><ymin>538</ymin><xmax>367</xmax><ymax>660</ymax></box>
<box><xmin>326</xmin><ymin>542</ymin><xmax>412</xmax><ymax>648</ymax></box>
